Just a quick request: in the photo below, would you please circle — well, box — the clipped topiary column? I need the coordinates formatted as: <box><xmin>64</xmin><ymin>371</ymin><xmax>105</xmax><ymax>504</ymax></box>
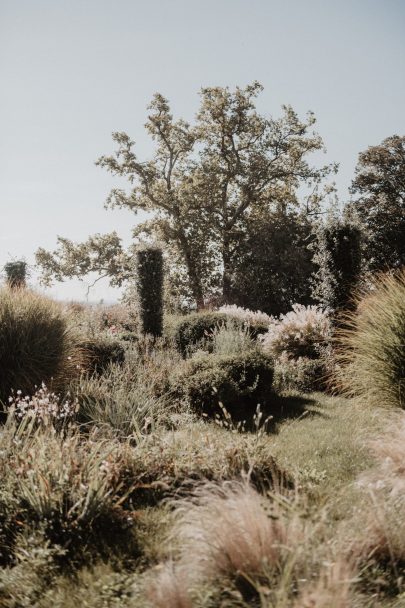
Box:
<box><xmin>135</xmin><ymin>246</ymin><xmax>164</xmax><ymax>337</ymax></box>
<box><xmin>4</xmin><ymin>260</ymin><xmax>27</xmax><ymax>289</ymax></box>
<box><xmin>313</xmin><ymin>218</ymin><xmax>362</xmax><ymax>314</ymax></box>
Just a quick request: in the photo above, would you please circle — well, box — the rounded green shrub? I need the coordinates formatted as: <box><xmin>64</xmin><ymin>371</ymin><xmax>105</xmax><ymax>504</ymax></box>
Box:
<box><xmin>171</xmin><ymin>351</ymin><xmax>274</xmax><ymax>420</ymax></box>
<box><xmin>0</xmin><ymin>288</ymin><xmax>81</xmax><ymax>403</ymax></box>
<box><xmin>335</xmin><ymin>270</ymin><xmax>405</xmax><ymax>408</ymax></box>
<box><xmin>173</xmin><ymin>312</ymin><xmax>266</xmax><ymax>356</ymax></box>
<box><xmin>80</xmin><ymin>336</ymin><xmax>125</xmax><ymax>375</ymax></box>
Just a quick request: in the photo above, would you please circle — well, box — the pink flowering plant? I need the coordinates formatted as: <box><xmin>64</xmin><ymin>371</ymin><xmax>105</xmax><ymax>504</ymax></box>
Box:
<box><xmin>260</xmin><ymin>304</ymin><xmax>331</xmax><ymax>360</ymax></box>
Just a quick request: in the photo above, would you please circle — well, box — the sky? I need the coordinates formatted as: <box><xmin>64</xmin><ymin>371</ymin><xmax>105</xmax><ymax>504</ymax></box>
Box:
<box><xmin>1</xmin><ymin>0</ymin><xmax>404</xmax><ymax>302</ymax></box>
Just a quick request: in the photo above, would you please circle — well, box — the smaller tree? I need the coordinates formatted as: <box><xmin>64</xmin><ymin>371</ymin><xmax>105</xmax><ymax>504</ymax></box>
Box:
<box><xmin>4</xmin><ymin>260</ymin><xmax>28</xmax><ymax>289</ymax></box>
<box><xmin>230</xmin><ymin>209</ymin><xmax>316</xmax><ymax>316</ymax></box>
<box><xmin>135</xmin><ymin>246</ymin><xmax>164</xmax><ymax>337</ymax></box>
<box><xmin>312</xmin><ymin>217</ymin><xmax>362</xmax><ymax>314</ymax></box>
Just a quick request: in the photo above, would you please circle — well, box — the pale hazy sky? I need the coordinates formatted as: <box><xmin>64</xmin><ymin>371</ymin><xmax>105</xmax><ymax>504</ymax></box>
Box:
<box><xmin>1</xmin><ymin>0</ymin><xmax>404</xmax><ymax>302</ymax></box>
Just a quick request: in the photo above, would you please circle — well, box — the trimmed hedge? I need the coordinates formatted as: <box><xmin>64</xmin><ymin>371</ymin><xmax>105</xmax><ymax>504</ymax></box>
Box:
<box><xmin>135</xmin><ymin>246</ymin><xmax>164</xmax><ymax>337</ymax></box>
<box><xmin>171</xmin><ymin>350</ymin><xmax>274</xmax><ymax>420</ymax></box>
<box><xmin>173</xmin><ymin>312</ymin><xmax>267</xmax><ymax>356</ymax></box>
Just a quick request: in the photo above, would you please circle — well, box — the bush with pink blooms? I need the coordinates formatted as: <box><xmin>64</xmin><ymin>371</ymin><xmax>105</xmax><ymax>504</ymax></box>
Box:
<box><xmin>260</xmin><ymin>304</ymin><xmax>331</xmax><ymax>361</ymax></box>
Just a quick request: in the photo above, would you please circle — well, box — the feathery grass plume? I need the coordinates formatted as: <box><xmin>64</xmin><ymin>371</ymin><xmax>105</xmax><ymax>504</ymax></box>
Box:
<box><xmin>0</xmin><ymin>288</ymin><xmax>84</xmax><ymax>403</ymax></box>
<box><xmin>146</xmin><ymin>561</ymin><xmax>192</xmax><ymax>608</ymax></box>
<box><xmin>294</xmin><ymin>559</ymin><xmax>356</xmax><ymax>608</ymax></box>
<box><xmin>136</xmin><ymin>245</ymin><xmax>164</xmax><ymax>337</ymax></box>
<box><xmin>169</xmin><ymin>481</ymin><xmax>306</xmax><ymax>594</ymax></box>
<box><xmin>210</xmin><ymin>319</ymin><xmax>256</xmax><ymax>356</ymax></box>
<box><xmin>334</xmin><ymin>270</ymin><xmax>405</xmax><ymax>408</ymax></box>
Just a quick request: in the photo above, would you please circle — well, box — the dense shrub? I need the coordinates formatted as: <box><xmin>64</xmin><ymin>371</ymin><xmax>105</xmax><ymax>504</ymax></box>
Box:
<box><xmin>173</xmin><ymin>312</ymin><xmax>228</xmax><ymax>355</ymax></box>
<box><xmin>171</xmin><ymin>351</ymin><xmax>274</xmax><ymax>420</ymax></box>
<box><xmin>135</xmin><ymin>246</ymin><xmax>164</xmax><ymax>337</ymax></box>
<box><xmin>173</xmin><ymin>312</ymin><xmax>267</xmax><ymax>356</ymax></box>
<box><xmin>273</xmin><ymin>354</ymin><xmax>327</xmax><ymax>393</ymax></box>
<box><xmin>80</xmin><ymin>336</ymin><xmax>125</xmax><ymax>375</ymax></box>
<box><xmin>0</xmin><ymin>418</ymin><xmax>138</xmax><ymax>565</ymax></box>
<box><xmin>335</xmin><ymin>271</ymin><xmax>405</xmax><ymax>408</ymax></box>
<box><xmin>260</xmin><ymin>304</ymin><xmax>331</xmax><ymax>360</ymax></box>
<box><xmin>0</xmin><ymin>288</ymin><xmax>82</xmax><ymax>403</ymax></box>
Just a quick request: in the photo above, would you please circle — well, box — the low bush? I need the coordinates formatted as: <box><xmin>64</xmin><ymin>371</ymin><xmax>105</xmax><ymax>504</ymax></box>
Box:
<box><xmin>335</xmin><ymin>270</ymin><xmax>405</xmax><ymax>408</ymax></box>
<box><xmin>74</xmin><ymin>361</ymin><xmax>173</xmax><ymax>438</ymax></box>
<box><xmin>173</xmin><ymin>312</ymin><xmax>228</xmax><ymax>355</ymax></box>
<box><xmin>0</xmin><ymin>288</ymin><xmax>82</xmax><ymax>404</ymax></box>
<box><xmin>218</xmin><ymin>304</ymin><xmax>271</xmax><ymax>335</ymax></box>
<box><xmin>273</xmin><ymin>354</ymin><xmax>327</xmax><ymax>393</ymax></box>
<box><xmin>209</xmin><ymin>321</ymin><xmax>256</xmax><ymax>357</ymax></box>
<box><xmin>120</xmin><ymin>421</ymin><xmax>288</xmax><ymax>507</ymax></box>
<box><xmin>260</xmin><ymin>304</ymin><xmax>331</xmax><ymax>360</ymax></box>
<box><xmin>171</xmin><ymin>351</ymin><xmax>274</xmax><ymax>420</ymax></box>
<box><xmin>173</xmin><ymin>312</ymin><xmax>267</xmax><ymax>356</ymax></box>
<box><xmin>0</xmin><ymin>417</ymin><xmax>138</xmax><ymax>566</ymax></box>
<box><xmin>80</xmin><ymin>336</ymin><xmax>125</xmax><ymax>375</ymax></box>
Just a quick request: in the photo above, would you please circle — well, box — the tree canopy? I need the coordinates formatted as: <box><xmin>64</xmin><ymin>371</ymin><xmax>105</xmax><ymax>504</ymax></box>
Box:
<box><xmin>36</xmin><ymin>82</ymin><xmax>336</xmax><ymax>309</ymax></box>
<box><xmin>348</xmin><ymin>135</ymin><xmax>405</xmax><ymax>273</ymax></box>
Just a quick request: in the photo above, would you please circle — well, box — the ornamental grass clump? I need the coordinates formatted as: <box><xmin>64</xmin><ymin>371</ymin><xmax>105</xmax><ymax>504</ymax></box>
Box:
<box><xmin>335</xmin><ymin>270</ymin><xmax>405</xmax><ymax>408</ymax></box>
<box><xmin>0</xmin><ymin>288</ymin><xmax>83</xmax><ymax>403</ymax></box>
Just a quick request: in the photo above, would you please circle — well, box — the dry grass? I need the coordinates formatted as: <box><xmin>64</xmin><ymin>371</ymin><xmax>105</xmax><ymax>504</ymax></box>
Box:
<box><xmin>0</xmin><ymin>287</ymin><xmax>84</xmax><ymax>403</ymax></box>
<box><xmin>334</xmin><ymin>270</ymin><xmax>405</xmax><ymax>409</ymax></box>
<box><xmin>146</xmin><ymin>561</ymin><xmax>192</xmax><ymax>608</ymax></box>
<box><xmin>293</xmin><ymin>560</ymin><xmax>356</xmax><ymax>608</ymax></box>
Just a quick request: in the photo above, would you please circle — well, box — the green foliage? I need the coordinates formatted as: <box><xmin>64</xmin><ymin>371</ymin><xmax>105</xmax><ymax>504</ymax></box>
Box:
<box><xmin>80</xmin><ymin>336</ymin><xmax>125</xmax><ymax>375</ymax></box>
<box><xmin>312</xmin><ymin>217</ymin><xmax>362</xmax><ymax>313</ymax></box>
<box><xmin>0</xmin><ymin>417</ymin><xmax>139</xmax><ymax>566</ymax></box>
<box><xmin>335</xmin><ymin>270</ymin><xmax>405</xmax><ymax>409</ymax></box>
<box><xmin>4</xmin><ymin>260</ymin><xmax>28</xmax><ymax>289</ymax></box>
<box><xmin>171</xmin><ymin>351</ymin><xmax>274</xmax><ymax>420</ymax></box>
<box><xmin>74</xmin><ymin>361</ymin><xmax>173</xmax><ymax>438</ymax></box>
<box><xmin>230</xmin><ymin>210</ymin><xmax>316</xmax><ymax>316</ymax></box>
<box><xmin>173</xmin><ymin>312</ymin><xmax>228</xmax><ymax>355</ymax></box>
<box><xmin>136</xmin><ymin>246</ymin><xmax>164</xmax><ymax>337</ymax></box>
<box><xmin>273</xmin><ymin>355</ymin><xmax>327</xmax><ymax>393</ymax></box>
<box><xmin>37</xmin><ymin>83</ymin><xmax>335</xmax><ymax>309</ymax></box>
<box><xmin>0</xmin><ymin>288</ymin><xmax>82</xmax><ymax>403</ymax></box>
<box><xmin>349</xmin><ymin>134</ymin><xmax>405</xmax><ymax>273</ymax></box>
<box><xmin>210</xmin><ymin>321</ymin><xmax>256</xmax><ymax>357</ymax></box>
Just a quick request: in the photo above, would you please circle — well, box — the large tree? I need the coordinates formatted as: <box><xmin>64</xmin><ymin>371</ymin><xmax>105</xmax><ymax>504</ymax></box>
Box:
<box><xmin>348</xmin><ymin>135</ymin><xmax>405</xmax><ymax>272</ymax></box>
<box><xmin>36</xmin><ymin>82</ymin><xmax>335</xmax><ymax>308</ymax></box>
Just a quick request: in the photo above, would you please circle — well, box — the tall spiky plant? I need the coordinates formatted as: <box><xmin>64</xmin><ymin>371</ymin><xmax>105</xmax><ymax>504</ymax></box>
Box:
<box><xmin>135</xmin><ymin>246</ymin><xmax>164</xmax><ymax>337</ymax></box>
